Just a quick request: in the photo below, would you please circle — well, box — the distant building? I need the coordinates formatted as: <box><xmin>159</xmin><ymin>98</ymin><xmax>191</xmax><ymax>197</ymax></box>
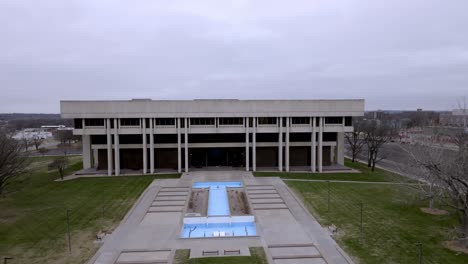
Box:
<box><xmin>13</xmin><ymin>128</ymin><xmax>52</xmax><ymax>140</ymax></box>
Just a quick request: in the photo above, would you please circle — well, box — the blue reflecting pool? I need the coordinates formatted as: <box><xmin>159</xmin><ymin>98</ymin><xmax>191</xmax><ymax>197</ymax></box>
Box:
<box><xmin>181</xmin><ymin>222</ymin><xmax>257</xmax><ymax>238</ymax></box>
<box><xmin>192</xmin><ymin>181</ymin><xmax>243</xmax><ymax>216</ymax></box>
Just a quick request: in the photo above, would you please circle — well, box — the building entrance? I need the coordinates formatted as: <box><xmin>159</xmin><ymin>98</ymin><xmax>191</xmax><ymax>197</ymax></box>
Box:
<box><xmin>189</xmin><ymin>148</ymin><xmax>245</xmax><ymax>168</ymax></box>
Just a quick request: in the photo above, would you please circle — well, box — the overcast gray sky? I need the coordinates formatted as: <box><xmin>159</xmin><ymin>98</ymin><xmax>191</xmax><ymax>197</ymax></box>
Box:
<box><xmin>1</xmin><ymin>0</ymin><xmax>467</xmax><ymax>113</ymax></box>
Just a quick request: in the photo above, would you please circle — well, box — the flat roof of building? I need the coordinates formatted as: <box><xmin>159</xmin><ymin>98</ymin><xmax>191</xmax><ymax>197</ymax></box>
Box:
<box><xmin>61</xmin><ymin>99</ymin><xmax>365</xmax><ymax>118</ymax></box>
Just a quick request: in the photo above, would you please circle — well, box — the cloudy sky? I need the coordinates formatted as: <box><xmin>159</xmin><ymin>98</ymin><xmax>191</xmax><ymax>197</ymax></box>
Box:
<box><xmin>1</xmin><ymin>0</ymin><xmax>467</xmax><ymax>113</ymax></box>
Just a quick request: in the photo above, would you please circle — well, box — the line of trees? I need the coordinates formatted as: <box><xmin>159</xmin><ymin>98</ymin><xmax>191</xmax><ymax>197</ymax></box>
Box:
<box><xmin>345</xmin><ymin>118</ymin><xmax>397</xmax><ymax>171</ymax></box>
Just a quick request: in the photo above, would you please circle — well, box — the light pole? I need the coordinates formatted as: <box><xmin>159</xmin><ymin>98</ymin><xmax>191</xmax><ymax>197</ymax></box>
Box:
<box><xmin>66</xmin><ymin>209</ymin><xmax>72</xmax><ymax>255</ymax></box>
<box><xmin>416</xmin><ymin>242</ymin><xmax>423</xmax><ymax>264</ymax></box>
<box><xmin>359</xmin><ymin>202</ymin><xmax>363</xmax><ymax>243</ymax></box>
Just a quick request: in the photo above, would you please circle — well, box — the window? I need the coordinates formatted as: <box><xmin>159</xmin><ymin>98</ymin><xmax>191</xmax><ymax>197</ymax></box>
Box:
<box><xmin>84</xmin><ymin>118</ymin><xmax>104</xmax><ymax>127</ymax></box>
<box><xmin>155</xmin><ymin>118</ymin><xmax>175</xmax><ymax>126</ymax></box>
<box><xmin>258</xmin><ymin>117</ymin><xmax>277</xmax><ymax>125</ymax></box>
<box><xmin>219</xmin><ymin>117</ymin><xmax>243</xmax><ymax>125</ymax></box>
<box><xmin>190</xmin><ymin>118</ymin><xmax>215</xmax><ymax>126</ymax></box>
<box><xmin>74</xmin><ymin>119</ymin><xmax>83</xmax><ymax>129</ymax></box>
<box><xmin>120</xmin><ymin>118</ymin><xmax>140</xmax><ymax>126</ymax></box>
<box><xmin>325</xmin><ymin>117</ymin><xmax>343</xmax><ymax>124</ymax></box>
<box><xmin>345</xmin><ymin>116</ymin><xmax>353</xmax><ymax>126</ymax></box>
<box><xmin>292</xmin><ymin>117</ymin><xmax>309</xmax><ymax>125</ymax></box>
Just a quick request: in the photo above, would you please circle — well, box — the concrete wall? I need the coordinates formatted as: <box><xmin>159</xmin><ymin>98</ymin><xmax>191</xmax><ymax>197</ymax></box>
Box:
<box><xmin>183</xmin><ymin>216</ymin><xmax>255</xmax><ymax>224</ymax></box>
<box><xmin>61</xmin><ymin>99</ymin><xmax>365</xmax><ymax>118</ymax></box>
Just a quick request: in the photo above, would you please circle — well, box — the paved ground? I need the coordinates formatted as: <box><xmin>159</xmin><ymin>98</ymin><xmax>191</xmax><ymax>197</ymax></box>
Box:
<box><xmin>89</xmin><ymin>171</ymin><xmax>353</xmax><ymax>264</ymax></box>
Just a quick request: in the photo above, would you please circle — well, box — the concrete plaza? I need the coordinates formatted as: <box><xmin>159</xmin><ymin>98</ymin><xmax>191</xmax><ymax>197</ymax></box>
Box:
<box><xmin>90</xmin><ymin>171</ymin><xmax>353</xmax><ymax>264</ymax></box>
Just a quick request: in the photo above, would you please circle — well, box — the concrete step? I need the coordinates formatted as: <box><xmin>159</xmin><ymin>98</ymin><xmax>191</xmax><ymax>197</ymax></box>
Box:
<box><xmin>156</xmin><ymin>191</ymin><xmax>189</xmax><ymax>196</ymax></box>
<box><xmin>154</xmin><ymin>196</ymin><xmax>187</xmax><ymax>201</ymax></box>
<box><xmin>248</xmin><ymin>194</ymin><xmax>281</xmax><ymax>199</ymax></box>
<box><xmin>152</xmin><ymin>201</ymin><xmax>186</xmax><ymax>206</ymax></box>
<box><xmin>253</xmin><ymin>203</ymin><xmax>288</xmax><ymax>210</ymax></box>
<box><xmin>115</xmin><ymin>250</ymin><xmax>171</xmax><ymax>264</ymax></box>
<box><xmin>247</xmin><ymin>190</ymin><xmax>278</xmax><ymax>194</ymax></box>
<box><xmin>274</xmin><ymin>258</ymin><xmax>327</xmax><ymax>264</ymax></box>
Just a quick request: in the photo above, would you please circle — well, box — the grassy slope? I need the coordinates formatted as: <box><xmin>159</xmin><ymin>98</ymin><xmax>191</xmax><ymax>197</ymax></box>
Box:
<box><xmin>287</xmin><ymin>179</ymin><xmax>468</xmax><ymax>263</ymax></box>
<box><xmin>0</xmin><ymin>156</ymin><xmax>180</xmax><ymax>264</ymax></box>
<box><xmin>254</xmin><ymin>159</ymin><xmax>414</xmax><ymax>182</ymax></box>
<box><xmin>173</xmin><ymin>247</ymin><xmax>268</xmax><ymax>264</ymax></box>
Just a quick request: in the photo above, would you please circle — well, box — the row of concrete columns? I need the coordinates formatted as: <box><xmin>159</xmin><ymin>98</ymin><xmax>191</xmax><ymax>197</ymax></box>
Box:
<box><xmin>95</xmin><ymin>117</ymin><xmax>330</xmax><ymax>175</ymax></box>
<box><xmin>275</xmin><ymin>116</ymin><xmax>324</xmax><ymax>173</ymax></box>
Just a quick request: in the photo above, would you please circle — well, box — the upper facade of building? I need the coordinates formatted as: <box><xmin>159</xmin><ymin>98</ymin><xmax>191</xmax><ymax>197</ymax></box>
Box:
<box><xmin>61</xmin><ymin>99</ymin><xmax>365</xmax><ymax>118</ymax></box>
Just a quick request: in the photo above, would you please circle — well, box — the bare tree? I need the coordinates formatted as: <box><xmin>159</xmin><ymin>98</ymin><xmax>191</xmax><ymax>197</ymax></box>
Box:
<box><xmin>364</xmin><ymin>120</ymin><xmax>396</xmax><ymax>171</ymax></box>
<box><xmin>345</xmin><ymin>118</ymin><xmax>367</xmax><ymax>163</ymax></box>
<box><xmin>38</xmin><ymin>147</ymin><xmax>48</xmax><ymax>156</ymax></box>
<box><xmin>31</xmin><ymin>136</ymin><xmax>44</xmax><ymax>151</ymax></box>
<box><xmin>402</xmin><ymin>129</ymin><xmax>468</xmax><ymax>247</ymax></box>
<box><xmin>49</xmin><ymin>156</ymin><xmax>69</xmax><ymax>180</ymax></box>
<box><xmin>0</xmin><ymin>130</ymin><xmax>30</xmax><ymax>195</ymax></box>
<box><xmin>21</xmin><ymin>136</ymin><xmax>31</xmax><ymax>152</ymax></box>
<box><xmin>457</xmin><ymin>96</ymin><xmax>467</xmax><ymax>130</ymax></box>
<box><xmin>399</xmin><ymin>144</ymin><xmax>444</xmax><ymax>209</ymax></box>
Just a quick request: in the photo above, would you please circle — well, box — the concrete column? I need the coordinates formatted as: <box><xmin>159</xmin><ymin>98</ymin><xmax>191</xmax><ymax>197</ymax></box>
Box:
<box><xmin>337</xmin><ymin>132</ymin><xmax>345</xmax><ymax>165</ymax></box>
<box><xmin>286</xmin><ymin>117</ymin><xmax>290</xmax><ymax>172</ymax></box>
<box><xmin>93</xmin><ymin>149</ymin><xmax>98</xmax><ymax>168</ymax></box>
<box><xmin>82</xmin><ymin>134</ymin><xmax>91</xmax><ymax>169</ymax></box>
<box><xmin>184</xmin><ymin>117</ymin><xmax>189</xmax><ymax>172</ymax></box>
<box><xmin>245</xmin><ymin>117</ymin><xmax>250</xmax><ymax>171</ymax></box>
<box><xmin>330</xmin><ymin>146</ymin><xmax>334</xmax><ymax>163</ymax></box>
<box><xmin>106</xmin><ymin>118</ymin><xmax>113</xmax><ymax>176</ymax></box>
<box><xmin>150</xmin><ymin>118</ymin><xmax>155</xmax><ymax>174</ymax></box>
<box><xmin>311</xmin><ymin>117</ymin><xmax>316</xmax><ymax>172</ymax></box>
<box><xmin>114</xmin><ymin>118</ymin><xmax>120</xmax><ymax>176</ymax></box>
<box><xmin>278</xmin><ymin>117</ymin><xmax>283</xmax><ymax>171</ymax></box>
<box><xmin>253</xmin><ymin>117</ymin><xmax>257</xmax><ymax>172</ymax></box>
<box><xmin>177</xmin><ymin>118</ymin><xmax>182</xmax><ymax>173</ymax></box>
<box><xmin>318</xmin><ymin>117</ymin><xmax>323</xmax><ymax>172</ymax></box>
<box><xmin>142</xmin><ymin>118</ymin><xmax>147</xmax><ymax>174</ymax></box>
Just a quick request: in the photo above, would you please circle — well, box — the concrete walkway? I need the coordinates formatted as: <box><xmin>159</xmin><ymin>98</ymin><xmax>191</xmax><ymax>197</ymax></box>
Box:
<box><xmin>89</xmin><ymin>171</ymin><xmax>353</xmax><ymax>264</ymax></box>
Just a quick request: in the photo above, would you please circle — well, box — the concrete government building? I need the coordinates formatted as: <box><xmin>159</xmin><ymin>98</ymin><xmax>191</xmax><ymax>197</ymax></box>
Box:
<box><xmin>61</xmin><ymin>99</ymin><xmax>364</xmax><ymax>175</ymax></box>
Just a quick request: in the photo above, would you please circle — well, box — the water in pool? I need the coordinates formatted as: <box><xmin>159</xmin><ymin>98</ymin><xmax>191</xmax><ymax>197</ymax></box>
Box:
<box><xmin>182</xmin><ymin>181</ymin><xmax>257</xmax><ymax>238</ymax></box>
<box><xmin>181</xmin><ymin>222</ymin><xmax>257</xmax><ymax>238</ymax></box>
<box><xmin>192</xmin><ymin>181</ymin><xmax>243</xmax><ymax>217</ymax></box>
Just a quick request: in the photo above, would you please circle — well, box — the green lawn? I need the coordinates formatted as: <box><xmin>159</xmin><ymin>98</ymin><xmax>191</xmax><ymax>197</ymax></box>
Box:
<box><xmin>287</xmin><ymin>180</ymin><xmax>468</xmax><ymax>263</ymax></box>
<box><xmin>0</xmin><ymin>156</ymin><xmax>180</xmax><ymax>264</ymax></box>
<box><xmin>254</xmin><ymin>159</ymin><xmax>414</xmax><ymax>182</ymax></box>
<box><xmin>173</xmin><ymin>247</ymin><xmax>268</xmax><ymax>264</ymax></box>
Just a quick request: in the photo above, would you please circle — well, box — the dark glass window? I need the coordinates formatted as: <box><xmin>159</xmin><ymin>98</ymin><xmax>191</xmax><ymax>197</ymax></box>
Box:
<box><xmin>258</xmin><ymin>117</ymin><xmax>277</xmax><ymax>125</ymax></box>
<box><xmin>155</xmin><ymin>118</ymin><xmax>175</xmax><ymax>126</ymax></box>
<box><xmin>292</xmin><ymin>117</ymin><xmax>310</xmax><ymax>124</ymax></box>
<box><xmin>84</xmin><ymin>118</ymin><xmax>104</xmax><ymax>127</ymax></box>
<box><xmin>290</xmin><ymin>133</ymin><xmax>311</xmax><ymax>142</ymax></box>
<box><xmin>219</xmin><ymin>117</ymin><xmax>243</xmax><ymax>125</ymax></box>
<box><xmin>325</xmin><ymin>117</ymin><xmax>343</xmax><ymax>124</ymax></box>
<box><xmin>323</xmin><ymin>132</ymin><xmax>337</xmax><ymax>141</ymax></box>
<box><xmin>74</xmin><ymin>119</ymin><xmax>83</xmax><ymax>129</ymax></box>
<box><xmin>119</xmin><ymin>134</ymin><xmax>142</xmax><ymax>144</ymax></box>
<box><xmin>91</xmin><ymin>135</ymin><xmax>107</xmax><ymax>144</ymax></box>
<box><xmin>345</xmin><ymin>116</ymin><xmax>353</xmax><ymax>126</ymax></box>
<box><xmin>190</xmin><ymin>118</ymin><xmax>215</xmax><ymax>126</ymax></box>
<box><xmin>120</xmin><ymin>118</ymin><xmax>140</xmax><ymax>126</ymax></box>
